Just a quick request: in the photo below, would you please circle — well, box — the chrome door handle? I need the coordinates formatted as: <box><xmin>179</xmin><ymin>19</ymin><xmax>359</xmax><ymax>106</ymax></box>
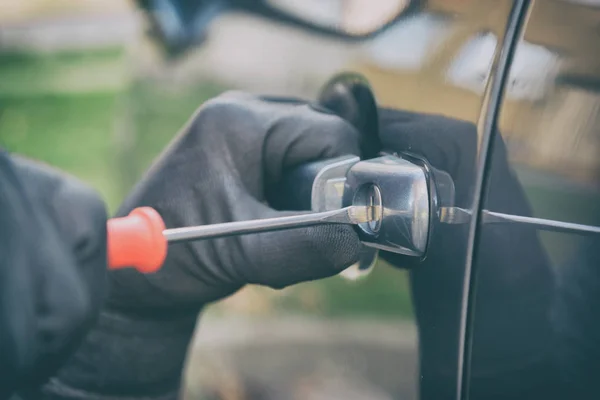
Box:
<box><xmin>274</xmin><ymin>152</ymin><xmax>461</xmax><ymax>277</ymax></box>
<box><xmin>305</xmin><ymin>154</ymin><xmax>457</xmax><ymax>261</ymax></box>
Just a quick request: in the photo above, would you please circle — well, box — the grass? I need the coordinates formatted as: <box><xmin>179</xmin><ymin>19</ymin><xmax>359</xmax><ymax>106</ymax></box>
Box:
<box><xmin>126</xmin><ymin>81</ymin><xmax>225</xmax><ymax>176</ymax></box>
<box><xmin>0</xmin><ymin>93</ymin><xmax>124</xmax><ymax>208</ymax></box>
<box><xmin>0</xmin><ymin>48</ymin><xmax>129</xmax><ymax>96</ymax></box>
<box><xmin>0</xmin><ymin>47</ymin><xmax>226</xmax><ymax>211</ymax></box>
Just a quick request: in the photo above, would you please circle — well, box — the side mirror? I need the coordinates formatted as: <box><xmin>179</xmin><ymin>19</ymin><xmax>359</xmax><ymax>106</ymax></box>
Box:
<box><xmin>248</xmin><ymin>0</ymin><xmax>419</xmax><ymax>40</ymax></box>
<box><xmin>135</xmin><ymin>0</ymin><xmax>420</xmax><ymax>57</ymax></box>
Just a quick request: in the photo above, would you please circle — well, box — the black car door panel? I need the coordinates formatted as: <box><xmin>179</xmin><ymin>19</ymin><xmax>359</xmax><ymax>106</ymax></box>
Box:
<box><xmin>468</xmin><ymin>1</ymin><xmax>600</xmax><ymax>399</ymax></box>
<box><xmin>358</xmin><ymin>1</ymin><xmax>524</xmax><ymax>398</ymax></box>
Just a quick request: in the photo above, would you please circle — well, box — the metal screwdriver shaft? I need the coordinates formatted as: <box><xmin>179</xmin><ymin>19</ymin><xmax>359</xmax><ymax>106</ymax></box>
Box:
<box><xmin>164</xmin><ymin>206</ymin><xmax>371</xmax><ymax>243</ymax></box>
<box><xmin>107</xmin><ymin>205</ymin><xmax>374</xmax><ymax>273</ymax></box>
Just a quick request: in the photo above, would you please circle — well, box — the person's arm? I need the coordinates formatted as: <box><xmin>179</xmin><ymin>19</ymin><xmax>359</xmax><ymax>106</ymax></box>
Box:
<box><xmin>41</xmin><ymin>91</ymin><xmax>363</xmax><ymax>399</ymax></box>
<box><xmin>0</xmin><ymin>150</ymin><xmax>108</xmax><ymax>399</ymax></box>
<box><xmin>42</xmin><ymin>311</ymin><xmax>197</xmax><ymax>400</ymax></box>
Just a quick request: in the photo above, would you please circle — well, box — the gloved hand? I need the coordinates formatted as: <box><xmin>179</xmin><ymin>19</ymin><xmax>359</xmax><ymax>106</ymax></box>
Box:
<box><xmin>108</xmin><ymin>91</ymin><xmax>363</xmax><ymax>314</ymax></box>
<box><xmin>43</xmin><ymin>92</ymin><xmax>363</xmax><ymax>400</ymax></box>
<box><xmin>0</xmin><ymin>151</ymin><xmax>107</xmax><ymax>398</ymax></box>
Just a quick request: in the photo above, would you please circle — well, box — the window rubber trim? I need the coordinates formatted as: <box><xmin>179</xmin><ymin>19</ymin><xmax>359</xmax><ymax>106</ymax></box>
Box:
<box><xmin>456</xmin><ymin>1</ymin><xmax>532</xmax><ymax>399</ymax></box>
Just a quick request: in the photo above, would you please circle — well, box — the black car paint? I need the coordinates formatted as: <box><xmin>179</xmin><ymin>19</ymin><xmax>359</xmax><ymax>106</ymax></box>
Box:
<box><xmin>358</xmin><ymin>1</ymin><xmax>599</xmax><ymax>398</ymax></box>
<box><xmin>459</xmin><ymin>1</ymin><xmax>530</xmax><ymax>399</ymax></box>
<box><xmin>361</xmin><ymin>1</ymin><xmax>528</xmax><ymax>398</ymax></box>
<box><xmin>468</xmin><ymin>0</ymin><xmax>600</xmax><ymax>399</ymax></box>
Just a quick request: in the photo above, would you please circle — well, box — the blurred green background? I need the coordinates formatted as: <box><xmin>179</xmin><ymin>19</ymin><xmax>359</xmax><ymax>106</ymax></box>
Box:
<box><xmin>0</xmin><ymin>49</ymin><xmax>224</xmax><ymax>211</ymax></box>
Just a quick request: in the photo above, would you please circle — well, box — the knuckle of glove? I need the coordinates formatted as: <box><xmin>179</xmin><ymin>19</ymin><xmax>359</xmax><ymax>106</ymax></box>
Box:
<box><xmin>186</xmin><ymin>91</ymin><xmax>267</xmax><ymax>153</ymax></box>
<box><xmin>316</xmin><ymin>114</ymin><xmax>361</xmax><ymax>157</ymax></box>
<box><xmin>302</xmin><ymin>105</ymin><xmax>360</xmax><ymax>149</ymax></box>
<box><xmin>267</xmin><ymin>108</ymin><xmax>360</xmax><ymax>172</ymax></box>
<box><xmin>193</xmin><ymin>90</ymin><xmax>260</xmax><ymax>124</ymax></box>
<box><xmin>188</xmin><ymin>92</ymin><xmax>245</xmax><ymax>128</ymax></box>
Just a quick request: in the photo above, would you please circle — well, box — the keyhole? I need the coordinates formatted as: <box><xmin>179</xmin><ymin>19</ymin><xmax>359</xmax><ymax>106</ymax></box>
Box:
<box><xmin>353</xmin><ymin>184</ymin><xmax>382</xmax><ymax>235</ymax></box>
<box><xmin>367</xmin><ymin>185</ymin><xmax>383</xmax><ymax>234</ymax></box>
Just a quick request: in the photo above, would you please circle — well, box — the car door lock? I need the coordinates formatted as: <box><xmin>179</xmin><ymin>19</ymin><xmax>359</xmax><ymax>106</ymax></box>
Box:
<box><xmin>300</xmin><ymin>153</ymin><xmax>457</xmax><ymax>275</ymax></box>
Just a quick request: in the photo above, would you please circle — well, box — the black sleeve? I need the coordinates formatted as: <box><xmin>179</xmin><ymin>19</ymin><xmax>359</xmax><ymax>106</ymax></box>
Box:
<box><xmin>0</xmin><ymin>147</ymin><xmax>196</xmax><ymax>400</ymax></box>
<box><xmin>0</xmin><ymin>149</ymin><xmax>38</xmax><ymax>398</ymax></box>
<box><xmin>0</xmin><ymin>150</ymin><xmax>105</xmax><ymax>397</ymax></box>
<box><xmin>41</xmin><ymin>310</ymin><xmax>198</xmax><ymax>400</ymax></box>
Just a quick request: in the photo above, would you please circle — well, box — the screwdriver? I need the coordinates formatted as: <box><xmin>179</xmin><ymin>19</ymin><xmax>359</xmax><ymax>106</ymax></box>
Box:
<box><xmin>107</xmin><ymin>205</ymin><xmax>373</xmax><ymax>274</ymax></box>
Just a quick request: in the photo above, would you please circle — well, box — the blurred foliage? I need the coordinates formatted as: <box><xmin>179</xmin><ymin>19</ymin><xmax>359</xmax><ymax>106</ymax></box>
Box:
<box><xmin>0</xmin><ymin>92</ymin><xmax>124</xmax><ymax>208</ymax></box>
<box><xmin>0</xmin><ymin>49</ymin><xmax>224</xmax><ymax>211</ymax></box>
<box><xmin>128</xmin><ymin>81</ymin><xmax>225</xmax><ymax>176</ymax></box>
<box><xmin>0</xmin><ymin>49</ymin><xmax>128</xmax><ymax>95</ymax></box>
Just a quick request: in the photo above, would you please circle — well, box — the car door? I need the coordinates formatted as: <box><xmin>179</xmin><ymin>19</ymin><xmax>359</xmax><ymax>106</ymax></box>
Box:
<box><xmin>355</xmin><ymin>1</ymin><xmax>525</xmax><ymax>398</ymax></box>
<box><xmin>466</xmin><ymin>1</ymin><xmax>600</xmax><ymax>399</ymax></box>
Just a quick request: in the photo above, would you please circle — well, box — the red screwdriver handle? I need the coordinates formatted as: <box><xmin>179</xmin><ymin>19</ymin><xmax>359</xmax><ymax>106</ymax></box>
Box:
<box><xmin>107</xmin><ymin>207</ymin><xmax>167</xmax><ymax>273</ymax></box>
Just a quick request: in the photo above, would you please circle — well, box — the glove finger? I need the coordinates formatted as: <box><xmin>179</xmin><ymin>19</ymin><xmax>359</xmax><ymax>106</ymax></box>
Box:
<box><xmin>235</xmin><ymin>201</ymin><xmax>362</xmax><ymax>289</ymax></box>
<box><xmin>263</xmin><ymin>104</ymin><xmax>362</xmax><ymax>186</ymax></box>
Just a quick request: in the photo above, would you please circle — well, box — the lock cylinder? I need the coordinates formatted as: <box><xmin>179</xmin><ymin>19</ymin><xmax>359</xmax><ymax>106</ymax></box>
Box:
<box><xmin>352</xmin><ymin>184</ymin><xmax>383</xmax><ymax>235</ymax></box>
<box><xmin>340</xmin><ymin>155</ymin><xmax>432</xmax><ymax>257</ymax></box>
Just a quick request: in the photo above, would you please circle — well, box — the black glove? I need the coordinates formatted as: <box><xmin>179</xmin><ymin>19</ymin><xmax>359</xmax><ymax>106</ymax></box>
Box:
<box><xmin>108</xmin><ymin>91</ymin><xmax>362</xmax><ymax>313</ymax></box>
<box><xmin>43</xmin><ymin>92</ymin><xmax>363</xmax><ymax>400</ymax></box>
<box><xmin>0</xmin><ymin>151</ymin><xmax>107</xmax><ymax>398</ymax></box>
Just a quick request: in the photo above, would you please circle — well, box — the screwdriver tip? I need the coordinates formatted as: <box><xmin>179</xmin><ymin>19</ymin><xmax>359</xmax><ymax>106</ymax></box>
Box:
<box><xmin>348</xmin><ymin>205</ymin><xmax>382</xmax><ymax>224</ymax></box>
